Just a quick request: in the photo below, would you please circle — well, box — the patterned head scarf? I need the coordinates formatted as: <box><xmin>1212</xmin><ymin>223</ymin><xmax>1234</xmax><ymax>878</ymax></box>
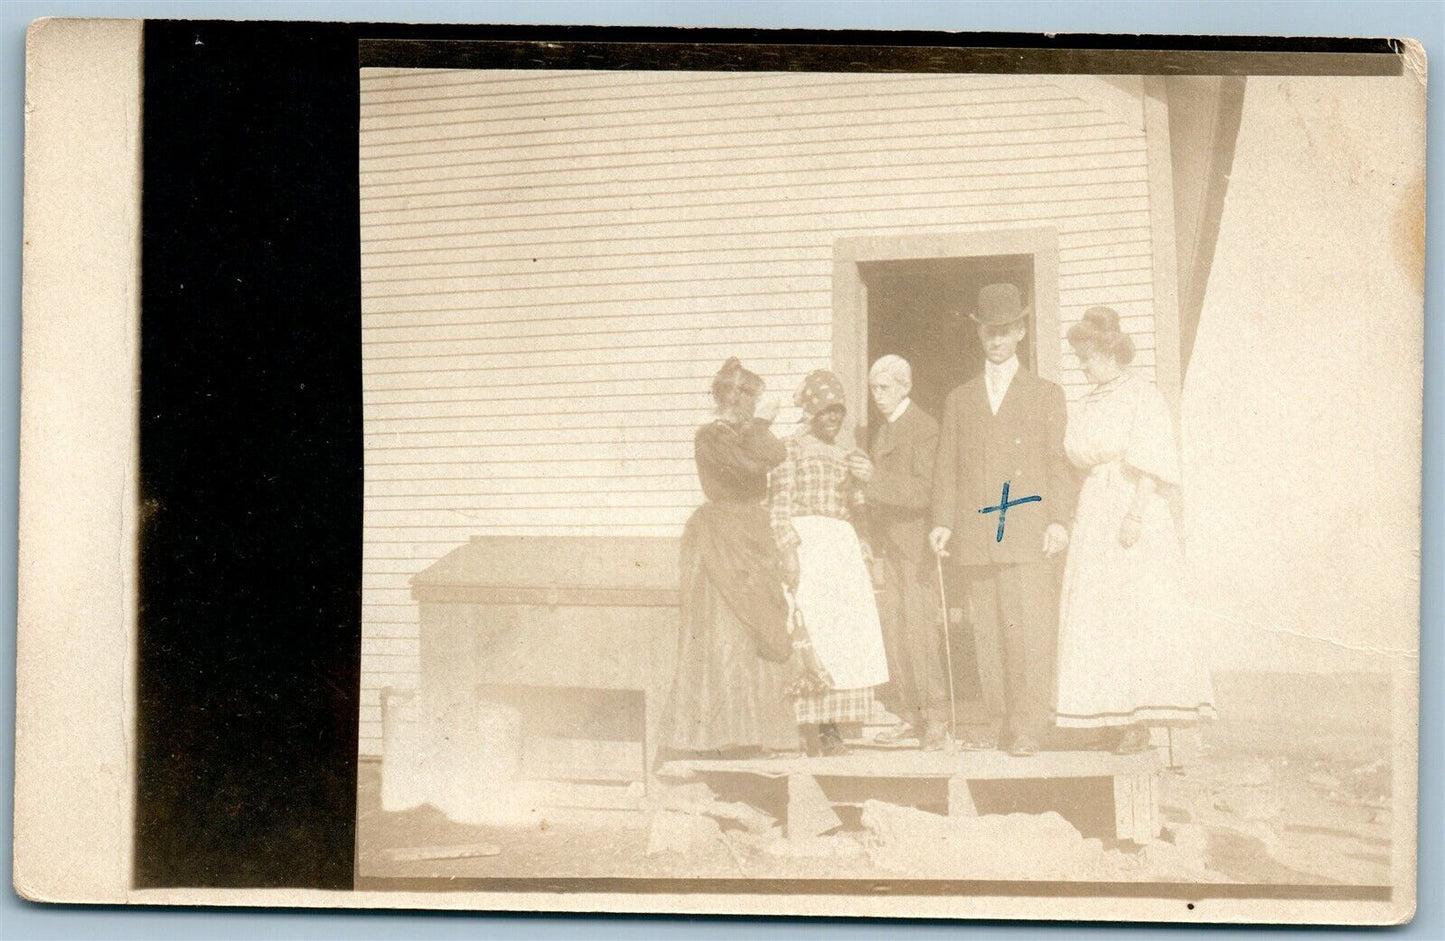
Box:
<box><xmin>794</xmin><ymin>369</ymin><xmax>847</xmax><ymax>419</ymax></box>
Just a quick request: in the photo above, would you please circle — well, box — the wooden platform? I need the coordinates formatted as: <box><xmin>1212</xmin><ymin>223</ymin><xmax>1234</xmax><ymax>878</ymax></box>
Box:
<box><xmin>660</xmin><ymin>748</ymin><xmax>1163</xmax><ymax>845</ymax></box>
<box><xmin>663</xmin><ymin>748</ymin><xmax>1160</xmax><ymax>780</ymax></box>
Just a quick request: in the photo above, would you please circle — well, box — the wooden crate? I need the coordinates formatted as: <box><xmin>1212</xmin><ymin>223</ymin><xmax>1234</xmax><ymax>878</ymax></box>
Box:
<box><xmin>412</xmin><ymin>536</ymin><xmax>681</xmax><ymax>781</ymax></box>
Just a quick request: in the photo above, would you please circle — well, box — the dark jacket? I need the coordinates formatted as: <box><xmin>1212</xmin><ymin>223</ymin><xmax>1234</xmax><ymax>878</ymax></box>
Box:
<box><xmin>689</xmin><ymin>418</ymin><xmax>792</xmax><ymax>661</ymax></box>
<box><xmin>931</xmin><ymin>368</ymin><xmax>1076</xmax><ymax>566</ymax></box>
<box><xmin>864</xmin><ymin>401</ymin><xmax>939</xmax><ymax>563</ymax></box>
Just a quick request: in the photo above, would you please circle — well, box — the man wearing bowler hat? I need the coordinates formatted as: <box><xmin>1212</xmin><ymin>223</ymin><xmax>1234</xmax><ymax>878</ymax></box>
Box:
<box><xmin>929</xmin><ymin>283</ymin><xmax>1076</xmax><ymax>756</ymax></box>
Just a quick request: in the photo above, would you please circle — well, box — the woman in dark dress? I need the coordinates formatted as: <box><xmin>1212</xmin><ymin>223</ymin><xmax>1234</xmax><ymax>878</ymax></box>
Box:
<box><xmin>658</xmin><ymin>358</ymin><xmax>801</xmax><ymax>757</ymax></box>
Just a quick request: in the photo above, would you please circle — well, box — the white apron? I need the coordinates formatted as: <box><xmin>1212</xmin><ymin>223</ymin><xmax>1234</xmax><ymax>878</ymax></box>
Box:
<box><xmin>791</xmin><ymin>515</ymin><xmax>890</xmax><ymax>690</ymax></box>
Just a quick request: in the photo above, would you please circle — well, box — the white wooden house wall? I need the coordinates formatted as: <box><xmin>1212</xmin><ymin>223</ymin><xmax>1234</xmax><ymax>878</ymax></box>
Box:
<box><xmin>358</xmin><ymin>69</ymin><xmax>1164</xmax><ymax>755</ymax></box>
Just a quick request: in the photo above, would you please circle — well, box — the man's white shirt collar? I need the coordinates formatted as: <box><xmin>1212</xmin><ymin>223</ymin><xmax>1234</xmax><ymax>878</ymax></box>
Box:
<box><xmin>984</xmin><ymin>356</ymin><xmax>1019</xmax><ymax>415</ymax></box>
<box><xmin>888</xmin><ymin>397</ymin><xmax>911</xmax><ymax>424</ymax></box>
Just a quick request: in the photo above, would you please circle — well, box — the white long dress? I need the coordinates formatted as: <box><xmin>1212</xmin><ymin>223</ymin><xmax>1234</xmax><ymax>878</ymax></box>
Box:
<box><xmin>1053</xmin><ymin>373</ymin><xmax>1216</xmax><ymax>729</ymax></box>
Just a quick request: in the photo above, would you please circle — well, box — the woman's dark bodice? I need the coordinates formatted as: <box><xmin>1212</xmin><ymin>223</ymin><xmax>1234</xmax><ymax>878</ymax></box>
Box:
<box><xmin>694</xmin><ymin>418</ymin><xmax>787</xmax><ymax>502</ymax></box>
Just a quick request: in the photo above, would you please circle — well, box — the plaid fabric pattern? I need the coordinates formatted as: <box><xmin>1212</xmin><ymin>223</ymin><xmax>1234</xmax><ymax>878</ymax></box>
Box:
<box><xmin>794</xmin><ymin>686</ymin><xmax>876</xmax><ymax>725</ymax></box>
<box><xmin>768</xmin><ymin>431</ymin><xmax>869</xmax><ymax>552</ymax></box>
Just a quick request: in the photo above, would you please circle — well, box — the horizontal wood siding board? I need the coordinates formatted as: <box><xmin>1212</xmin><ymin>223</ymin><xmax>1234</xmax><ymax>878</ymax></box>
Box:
<box><xmin>366</xmin><ymin>499</ymin><xmax>700</xmax><ymax>524</ymax></box>
<box><xmin>361</xmin><ymin>308</ymin><xmax>833</xmax><ymax>341</ymax></box>
<box><xmin>362</xmin><ymin>263</ymin><xmax>840</xmax><ymax>297</ymax></box>
<box><xmin>359</xmin><ymin>144</ymin><xmax>1149</xmax><ymax>187</ymax></box>
<box><xmin>359</xmin><ymin>169</ymin><xmax>1148</xmax><ymax>221</ymax></box>
<box><xmin>360</xmin><ymin>201</ymin><xmax>1148</xmax><ymax>253</ymax></box>
<box><xmin>365</xmin><ymin>460</ymin><xmax>698</xmax><ymax>481</ymax></box>
<box><xmin>360</xmin><ymin>292</ymin><xmax>833</xmax><ymax>321</ymax></box>
<box><xmin>410</xmin><ymin>587</ymin><xmax>681</xmax><ymax>606</ymax></box>
<box><xmin>359</xmin><ymin>157</ymin><xmax>1148</xmax><ymax>208</ymax></box>
<box><xmin>358</xmin><ymin>70</ymin><xmax>1064</xmax><ymax>107</ymax></box>
<box><xmin>358</xmin><ymin>197</ymin><xmax>1151</xmax><ymax>250</ymax></box>
<box><xmin>365</xmin><ymin>517</ymin><xmax>693</xmax><ymax>539</ymax></box>
<box><xmin>366</xmin><ymin>492</ymin><xmax>700</xmax><ymax>513</ymax></box>
<box><xmin>357</xmin><ymin>71</ymin><xmax>1158</xmax><ymax>755</ymax></box>
<box><xmin>360</xmin><ymin>99</ymin><xmax>1095</xmax><ymax>152</ymax></box>
<box><xmin>361</xmin><ymin>156</ymin><xmax>1152</xmax><ymax>204</ymax></box>
<box><xmin>364</xmin><ymin>407</ymin><xmax>723</xmax><ymax>432</ymax></box>
<box><xmin>411</xmin><ymin>535</ymin><xmax>681</xmax><ymax>583</ymax></box>
<box><xmin>360</xmin><ymin>326</ymin><xmax>831</xmax><ymax>361</ymax></box>
<box><xmin>361</xmin><ymin>220</ymin><xmax>1151</xmax><ymax>265</ymax></box>
<box><xmin>359</xmin><ymin>81</ymin><xmax>1073</xmax><ymax>129</ymax></box>
<box><xmin>358</xmin><ymin>114</ymin><xmax>1124</xmax><ymax>165</ymax></box>
<box><xmin>363</xmin><ymin>362</ymin><xmax>825</xmax><ymax>394</ymax></box>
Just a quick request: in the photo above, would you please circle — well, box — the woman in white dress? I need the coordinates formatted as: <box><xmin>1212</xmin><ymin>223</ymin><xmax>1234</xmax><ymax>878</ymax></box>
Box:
<box><xmin>1054</xmin><ymin>307</ymin><xmax>1216</xmax><ymax>753</ymax></box>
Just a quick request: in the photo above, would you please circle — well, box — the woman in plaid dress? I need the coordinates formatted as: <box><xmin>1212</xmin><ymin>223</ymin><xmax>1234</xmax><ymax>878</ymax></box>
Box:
<box><xmin>769</xmin><ymin>370</ymin><xmax>890</xmax><ymax>757</ymax></box>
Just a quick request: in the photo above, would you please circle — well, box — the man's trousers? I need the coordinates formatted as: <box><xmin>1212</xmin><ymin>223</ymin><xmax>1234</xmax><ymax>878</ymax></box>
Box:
<box><xmin>962</xmin><ymin>562</ymin><xmax>1060</xmax><ymax>745</ymax></box>
<box><xmin>877</xmin><ymin>551</ymin><xmax>951</xmax><ymax>727</ymax></box>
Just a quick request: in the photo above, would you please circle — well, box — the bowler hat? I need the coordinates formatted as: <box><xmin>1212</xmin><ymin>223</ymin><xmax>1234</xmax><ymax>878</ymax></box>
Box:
<box><xmin>970</xmin><ymin>283</ymin><xmax>1030</xmax><ymax>326</ymax></box>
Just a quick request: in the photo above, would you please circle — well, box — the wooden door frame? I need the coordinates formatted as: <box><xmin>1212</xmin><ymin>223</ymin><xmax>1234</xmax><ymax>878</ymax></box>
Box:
<box><xmin>832</xmin><ymin>228</ymin><xmax>1062</xmax><ymax>423</ymax></box>
<box><xmin>1143</xmin><ymin>75</ymin><xmax>1186</xmax><ymax>413</ymax></box>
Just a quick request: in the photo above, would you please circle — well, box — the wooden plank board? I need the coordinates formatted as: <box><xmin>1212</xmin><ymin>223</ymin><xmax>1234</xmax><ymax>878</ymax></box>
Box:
<box><xmin>786</xmin><ymin>774</ymin><xmax>843</xmax><ymax>841</ymax></box>
<box><xmin>947</xmin><ymin>778</ymin><xmax>979</xmax><ymax>817</ymax></box>
<box><xmin>661</xmin><ymin>748</ymin><xmax>1161</xmax><ymax>781</ymax></box>
<box><xmin>1134</xmin><ymin>773</ymin><xmax>1160</xmax><ymax>843</ymax></box>
<box><xmin>1113</xmin><ymin>773</ymin><xmax>1136</xmax><ymax>841</ymax></box>
<box><xmin>383</xmin><ymin>842</ymin><xmax>501</xmax><ymax>862</ymax></box>
<box><xmin>521</xmin><ymin>736</ymin><xmax>646</xmax><ymax>784</ymax></box>
<box><xmin>1112</xmin><ymin>771</ymin><xmax>1163</xmax><ymax>844</ymax></box>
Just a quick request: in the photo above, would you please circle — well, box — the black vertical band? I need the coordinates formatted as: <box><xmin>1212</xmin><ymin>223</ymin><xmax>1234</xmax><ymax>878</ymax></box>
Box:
<box><xmin>136</xmin><ymin>20</ymin><xmax>363</xmax><ymax>889</ymax></box>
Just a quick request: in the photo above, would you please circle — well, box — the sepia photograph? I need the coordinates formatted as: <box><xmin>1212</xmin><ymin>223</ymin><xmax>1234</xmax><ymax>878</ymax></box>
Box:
<box><xmin>354</xmin><ymin>48</ymin><xmax>1421</xmax><ymax>895</ymax></box>
<box><xmin>11</xmin><ymin>19</ymin><xmax>1426</xmax><ymax>925</ymax></box>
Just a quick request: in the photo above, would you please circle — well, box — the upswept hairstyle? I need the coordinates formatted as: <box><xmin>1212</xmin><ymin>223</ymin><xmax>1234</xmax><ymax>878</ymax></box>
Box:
<box><xmin>711</xmin><ymin>357</ymin><xmax>765</xmax><ymax>412</ymax></box>
<box><xmin>1066</xmin><ymin>306</ymin><xmax>1136</xmax><ymax>366</ymax></box>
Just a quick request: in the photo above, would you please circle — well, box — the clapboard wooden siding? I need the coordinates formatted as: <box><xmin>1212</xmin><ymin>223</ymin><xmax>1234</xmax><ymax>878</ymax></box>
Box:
<box><xmin>357</xmin><ymin>69</ymin><xmax>1161</xmax><ymax>754</ymax></box>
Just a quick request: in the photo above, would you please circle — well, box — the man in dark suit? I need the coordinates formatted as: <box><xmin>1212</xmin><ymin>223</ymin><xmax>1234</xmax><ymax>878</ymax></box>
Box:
<box><xmin>929</xmin><ymin>283</ymin><xmax>1076</xmax><ymax>756</ymax></box>
<box><xmin>863</xmin><ymin>355</ymin><xmax>951</xmax><ymax>751</ymax></box>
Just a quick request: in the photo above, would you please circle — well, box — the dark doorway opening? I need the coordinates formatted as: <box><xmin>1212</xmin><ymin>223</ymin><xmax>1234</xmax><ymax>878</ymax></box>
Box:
<box><xmin>860</xmin><ymin>252</ymin><xmax>1038</xmax><ymax>720</ymax></box>
<box><xmin>861</xmin><ymin>254</ymin><xmax>1036</xmax><ymax>424</ymax></box>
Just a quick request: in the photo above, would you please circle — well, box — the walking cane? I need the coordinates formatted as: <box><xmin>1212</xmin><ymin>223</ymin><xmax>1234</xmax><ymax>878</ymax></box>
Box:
<box><xmin>934</xmin><ymin>550</ymin><xmax>959</xmax><ymax>750</ymax></box>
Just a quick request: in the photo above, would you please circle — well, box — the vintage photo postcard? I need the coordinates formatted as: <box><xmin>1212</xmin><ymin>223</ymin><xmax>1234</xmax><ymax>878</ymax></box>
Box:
<box><xmin>14</xmin><ymin>19</ymin><xmax>1425</xmax><ymax>924</ymax></box>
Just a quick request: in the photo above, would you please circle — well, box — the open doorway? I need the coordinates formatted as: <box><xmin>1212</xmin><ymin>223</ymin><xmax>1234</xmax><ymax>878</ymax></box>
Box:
<box><xmin>830</xmin><ymin>228</ymin><xmax>1060</xmax><ymax>439</ymax></box>
<box><xmin>832</xmin><ymin>230</ymin><xmax>1060</xmax><ymax>730</ymax></box>
<box><xmin>861</xmin><ymin>254</ymin><xmax>1036</xmax><ymax>423</ymax></box>
<box><xmin>860</xmin><ymin>253</ymin><xmax>1038</xmax><ymax>725</ymax></box>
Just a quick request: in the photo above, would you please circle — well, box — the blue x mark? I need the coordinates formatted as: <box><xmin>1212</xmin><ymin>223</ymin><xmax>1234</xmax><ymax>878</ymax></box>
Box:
<box><xmin>979</xmin><ymin>481</ymin><xmax>1043</xmax><ymax>543</ymax></box>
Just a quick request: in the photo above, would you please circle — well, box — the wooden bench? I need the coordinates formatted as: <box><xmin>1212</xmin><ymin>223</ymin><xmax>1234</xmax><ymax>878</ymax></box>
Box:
<box><xmin>660</xmin><ymin>747</ymin><xmax>1163</xmax><ymax>844</ymax></box>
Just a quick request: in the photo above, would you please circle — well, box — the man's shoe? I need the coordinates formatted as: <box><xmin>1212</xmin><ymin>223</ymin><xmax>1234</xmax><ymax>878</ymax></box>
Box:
<box><xmin>919</xmin><ymin>720</ymin><xmax>949</xmax><ymax>752</ymax></box>
<box><xmin>956</xmin><ymin>727</ymin><xmax>998</xmax><ymax>751</ymax></box>
<box><xmin>1008</xmin><ymin>735</ymin><xmax>1039</xmax><ymax>757</ymax></box>
<box><xmin>873</xmin><ymin>721</ymin><xmax>916</xmax><ymax>746</ymax></box>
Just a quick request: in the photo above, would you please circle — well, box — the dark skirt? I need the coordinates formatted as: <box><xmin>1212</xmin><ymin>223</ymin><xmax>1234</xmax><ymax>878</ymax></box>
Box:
<box><xmin>658</xmin><ymin>501</ymin><xmax>799</xmax><ymax>754</ymax></box>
